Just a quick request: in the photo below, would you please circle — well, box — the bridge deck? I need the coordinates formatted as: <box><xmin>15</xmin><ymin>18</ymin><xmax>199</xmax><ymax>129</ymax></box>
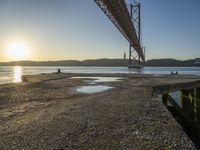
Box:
<box><xmin>0</xmin><ymin>73</ymin><xmax>199</xmax><ymax>149</ymax></box>
<box><xmin>95</xmin><ymin>0</ymin><xmax>145</xmax><ymax>61</ymax></box>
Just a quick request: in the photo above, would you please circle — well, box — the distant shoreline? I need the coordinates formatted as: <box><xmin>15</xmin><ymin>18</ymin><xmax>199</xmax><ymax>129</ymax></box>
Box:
<box><xmin>0</xmin><ymin>58</ymin><xmax>200</xmax><ymax>67</ymax></box>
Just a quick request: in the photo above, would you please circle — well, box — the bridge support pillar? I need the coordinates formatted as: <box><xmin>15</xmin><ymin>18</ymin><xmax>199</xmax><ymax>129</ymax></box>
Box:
<box><xmin>128</xmin><ymin>2</ymin><xmax>144</xmax><ymax>68</ymax></box>
<box><xmin>128</xmin><ymin>45</ymin><xmax>144</xmax><ymax>68</ymax></box>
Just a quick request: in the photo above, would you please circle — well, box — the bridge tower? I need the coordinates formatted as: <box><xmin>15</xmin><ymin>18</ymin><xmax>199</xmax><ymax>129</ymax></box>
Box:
<box><xmin>128</xmin><ymin>1</ymin><xmax>145</xmax><ymax>68</ymax></box>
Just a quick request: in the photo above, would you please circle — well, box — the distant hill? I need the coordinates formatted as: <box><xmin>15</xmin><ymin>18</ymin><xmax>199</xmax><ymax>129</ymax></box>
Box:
<box><xmin>0</xmin><ymin>58</ymin><xmax>200</xmax><ymax>67</ymax></box>
<box><xmin>145</xmin><ymin>58</ymin><xmax>200</xmax><ymax>67</ymax></box>
<box><xmin>0</xmin><ymin>59</ymin><xmax>127</xmax><ymax>67</ymax></box>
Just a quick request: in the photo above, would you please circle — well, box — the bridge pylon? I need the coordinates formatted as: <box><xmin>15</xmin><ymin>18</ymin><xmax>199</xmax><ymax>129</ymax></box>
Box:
<box><xmin>128</xmin><ymin>2</ymin><xmax>145</xmax><ymax>68</ymax></box>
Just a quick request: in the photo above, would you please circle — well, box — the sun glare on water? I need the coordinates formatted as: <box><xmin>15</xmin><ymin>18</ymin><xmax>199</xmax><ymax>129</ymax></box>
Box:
<box><xmin>13</xmin><ymin>66</ymin><xmax>22</xmax><ymax>83</ymax></box>
<box><xmin>6</xmin><ymin>41</ymin><xmax>30</xmax><ymax>60</ymax></box>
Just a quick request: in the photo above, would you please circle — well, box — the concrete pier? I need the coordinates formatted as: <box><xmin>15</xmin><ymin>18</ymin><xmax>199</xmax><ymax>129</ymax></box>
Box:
<box><xmin>0</xmin><ymin>73</ymin><xmax>199</xmax><ymax>149</ymax></box>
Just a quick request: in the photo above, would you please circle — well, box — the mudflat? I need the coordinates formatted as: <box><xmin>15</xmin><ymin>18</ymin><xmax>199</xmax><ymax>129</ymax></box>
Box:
<box><xmin>0</xmin><ymin>73</ymin><xmax>198</xmax><ymax>149</ymax></box>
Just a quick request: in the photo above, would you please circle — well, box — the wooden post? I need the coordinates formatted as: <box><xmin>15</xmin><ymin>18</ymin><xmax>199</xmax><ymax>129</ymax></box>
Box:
<box><xmin>196</xmin><ymin>87</ymin><xmax>200</xmax><ymax>122</ymax></box>
<box><xmin>167</xmin><ymin>94</ymin><xmax>193</xmax><ymax>122</ymax></box>
<box><xmin>181</xmin><ymin>89</ymin><xmax>195</xmax><ymax>121</ymax></box>
<box><xmin>190</xmin><ymin>89</ymin><xmax>195</xmax><ymax>120</ymax></box>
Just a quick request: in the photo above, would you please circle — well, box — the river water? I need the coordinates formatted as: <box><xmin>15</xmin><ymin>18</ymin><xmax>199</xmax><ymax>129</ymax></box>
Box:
<box><xmin>0</xmin><ymin>66</ymin><xmax>200</xmax><ymax>85</ymax></box>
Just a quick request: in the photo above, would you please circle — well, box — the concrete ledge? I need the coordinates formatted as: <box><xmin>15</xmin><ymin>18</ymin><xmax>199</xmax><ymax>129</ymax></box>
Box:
<box><xmin>0</xmin><ymin>73</ymin><xmax>199</xmax><ymax>149</ymax></box>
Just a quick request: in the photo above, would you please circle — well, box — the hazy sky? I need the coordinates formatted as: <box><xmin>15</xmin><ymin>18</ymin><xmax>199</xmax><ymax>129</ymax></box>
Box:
<box><xmin>0</xmin><ymin>0</ymin><xmax>199</xmax><ymax>62</ymax></box>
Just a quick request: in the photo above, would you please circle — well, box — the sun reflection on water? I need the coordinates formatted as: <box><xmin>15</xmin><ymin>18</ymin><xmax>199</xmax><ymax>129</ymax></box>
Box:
<box><xmin>13</xmin><ymin>66</ymin><xmax>22</xmax><ymax>83</ymax></box>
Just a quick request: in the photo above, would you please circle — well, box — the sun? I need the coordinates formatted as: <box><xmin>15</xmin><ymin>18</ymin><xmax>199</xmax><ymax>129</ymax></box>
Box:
<box><xmin>6</xmin><ymin>41</ymin><xmax>30</xmax><ymax>60</ymax></box>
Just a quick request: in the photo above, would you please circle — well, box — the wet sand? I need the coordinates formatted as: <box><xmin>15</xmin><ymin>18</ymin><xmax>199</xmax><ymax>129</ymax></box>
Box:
<box><xmin>0</xmin><ymin>73</ymin><xmax>199</xmax><ymax>149</ymax></box>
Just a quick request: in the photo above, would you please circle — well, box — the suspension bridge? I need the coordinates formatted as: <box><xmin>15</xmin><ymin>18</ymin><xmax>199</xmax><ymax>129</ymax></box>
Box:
<box><xmin>94</xmin><ymin>0</ymin><xmax>145</xmax><ymax>68</ymax></box>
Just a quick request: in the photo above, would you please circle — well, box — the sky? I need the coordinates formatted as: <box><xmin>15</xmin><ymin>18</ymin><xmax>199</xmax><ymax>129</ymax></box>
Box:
<box><xmin>0</xmin><ymin>0</ymin><xmax>199</xmax><ymax>62</ymax></box>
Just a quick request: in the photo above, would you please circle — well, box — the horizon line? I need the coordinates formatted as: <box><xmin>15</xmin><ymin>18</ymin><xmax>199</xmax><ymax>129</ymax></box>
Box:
<box><xmin>0</xmin><ymin>57</ymin><xmax>200</xmax><ymax>63</ymax></box>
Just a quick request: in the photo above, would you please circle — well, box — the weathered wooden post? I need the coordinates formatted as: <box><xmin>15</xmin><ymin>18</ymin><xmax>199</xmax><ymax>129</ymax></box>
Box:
<box><xmin>181</xmin><ymin>89</ymin><xmax>195</xmax><ymax>121</ymax></box>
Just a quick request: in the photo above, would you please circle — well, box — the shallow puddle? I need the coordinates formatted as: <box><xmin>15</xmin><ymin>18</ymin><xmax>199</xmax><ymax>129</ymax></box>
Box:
<box><xmin>72</xmin><ymin>76</ymin><xmax>123</xmax><ymax>84</ymax></box>
<box><xmin>72</xmin><ymin>76</ymin><xmax>121</xmax><ymax>94</ymax></box>
<box><xmin>76</xmin><ymin>85</ymin><xmax>113</xmax><ymax>94</ymax></box>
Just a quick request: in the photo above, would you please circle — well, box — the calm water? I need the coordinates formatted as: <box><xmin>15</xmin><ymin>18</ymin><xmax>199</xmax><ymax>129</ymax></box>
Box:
<box><xmin>0</xmin><ymin>66</ymin><xmax>200</xmax><ymax>85</ymax></box>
